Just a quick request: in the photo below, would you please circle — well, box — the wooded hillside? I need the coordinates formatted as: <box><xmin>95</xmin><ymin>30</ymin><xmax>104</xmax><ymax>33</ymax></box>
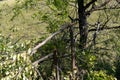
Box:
<box><xmin>0</xmin><ymin>0</ymin><xmax>120</xmax><ymax>80</ymax></box>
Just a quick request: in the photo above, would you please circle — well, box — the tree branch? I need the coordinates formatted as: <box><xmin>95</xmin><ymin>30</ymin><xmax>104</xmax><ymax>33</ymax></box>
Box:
<box><xmin>98</xmin><ymin>0</ymin><xmax>110</xmax><ymax>8</ymax></box>
<box><xmin>86</xmin><ymin>6</ymin><xmax>120</xmax><ymax>16</ymax></box>
<box><xmin>86</xmin><ymin>0</ymin><xmax>113</xmax><ymax>15</ymax></box>
<box><xmin>84</xmin><ymin>0</ymin><xmax>97</xmax><ymax>10</ymax></box>
<box><xmin>89</xmin><ymin>26</ymin><xmax>120</xmax><ymax>32</ymax></box>
<box><xmin>93</xmin><ymin>6</ymin><xmax>120</xmax><ymax>11</ymax></box>
<box><xmin>32</xmin><ymin>53</ymin><xmax>71</xmax><ymax>66</ymax></box>
<box><xmin>31</xmin><ymin>22</ymin><xmax>76</xmax><ymax>55</ymax></box>
<box><xmin>32</xmin><ymin>53</ymin><xmax>53</xmax><ymax>66</ymax></box>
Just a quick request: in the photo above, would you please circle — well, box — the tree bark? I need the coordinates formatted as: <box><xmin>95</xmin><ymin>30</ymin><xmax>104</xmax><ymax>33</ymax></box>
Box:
<box><xmin>53</xmin><ymin>49</ymin><xmax>60</xmax><ymax>80</ymax></box>
<box><xmin>78</xmin><ymin>0</ymin><xmax>88</xmax><ymax>50</ymax></box>
<box><xmin>69</xmin><ymin>24</ymin><xmax>76</xmax><ymax>79</ymax></box>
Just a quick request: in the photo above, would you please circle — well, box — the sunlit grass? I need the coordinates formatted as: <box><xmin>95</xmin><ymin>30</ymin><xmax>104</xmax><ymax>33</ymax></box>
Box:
<box><xmin>0</xmin><ymin>0</ymin><xmax>48</xmax><ymax>43</ymax></box>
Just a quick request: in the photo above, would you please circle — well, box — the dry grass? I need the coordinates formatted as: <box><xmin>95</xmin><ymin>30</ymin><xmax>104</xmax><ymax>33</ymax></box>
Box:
<box><xmin>0</xmin><ymin>0</ymin><xmax>48</xmax><ymax>42</ymax></box>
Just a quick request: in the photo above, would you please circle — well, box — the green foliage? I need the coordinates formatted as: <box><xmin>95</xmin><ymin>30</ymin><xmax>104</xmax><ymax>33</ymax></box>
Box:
<box><xmin>47</xmin><ymin>0</ymin><xmax>69</xmax><ymax>10</ymax></box>
<box><xmin>0</xmin><ymin>0</ymin><xmax>120</xmax><ymax>79</ymax></box>
<box><xmin>86</xmin><ymin>70</ymin><xmax>116</xmax><ymax>80</ymax></box>
<box><xmin>11</xmin><ymin>0</ymin><xmax>38</xmax><ymax>21</ymax></box>
<box><xmin>0</xmin><ymin>33</ymin><xmax>39</xmax><ymax>79</ymax></box>
<box><xmin>76</xmin><ymin>50</ymin><xmax>96</xmax><ymax>70</ymax></box>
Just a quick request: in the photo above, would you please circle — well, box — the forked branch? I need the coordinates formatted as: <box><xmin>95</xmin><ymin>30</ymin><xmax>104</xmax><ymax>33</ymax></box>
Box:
<box><xmin>84</xmin><ymin>0</ymin><xmax>97</xmax><ymax>10</ymax></box>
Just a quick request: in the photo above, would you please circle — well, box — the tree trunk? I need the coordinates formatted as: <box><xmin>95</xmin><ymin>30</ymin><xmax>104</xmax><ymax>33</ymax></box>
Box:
<box><xmin>78</xmin><ymin>0</ymin><xmax>88</xmax><ymax>50</ymax></box>
<box><xmin>53</xmin><ymin>49</ymin><xmax>60</xmax><ymax>80</ymax></box>
<box><xmin>69</xmin><ymin>24</ymin><xmax>77</xmax><ymax>79</ymax></box>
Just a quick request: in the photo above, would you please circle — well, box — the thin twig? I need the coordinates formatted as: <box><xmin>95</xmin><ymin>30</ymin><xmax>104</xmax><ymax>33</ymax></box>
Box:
<box><xmin>33</xmin><ymin>65</ymin><xmax>44</xmax><ymax>80</ymax></box>
<box><xmin>13</xmin><ymin>65</ymin><xmax>26</xmax><ymax>79</ymax></box>
<box><xmin>32</xmin><ymin>53</ymin><xmax>53</xmax><ymax>65</ymax></box>
<box><xmin>89</xmin><ymin>26</ymin><xmax>120</xmax><ymax>32</ymax></box>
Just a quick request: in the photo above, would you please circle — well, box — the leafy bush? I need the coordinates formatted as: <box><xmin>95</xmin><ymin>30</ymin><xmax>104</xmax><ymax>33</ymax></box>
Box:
<box><xmin>86</xmin><ymin>70</ymin><xmax>116</xmax><ymax>80</ymax></box>
<box><xmin>0</xmin><ymin>33</ymin><xmax>39</xmax><ymax>80</ymax></box>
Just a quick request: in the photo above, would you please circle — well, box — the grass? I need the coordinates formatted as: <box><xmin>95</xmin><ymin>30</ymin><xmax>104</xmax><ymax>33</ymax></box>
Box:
<box><xmin>0</xmin><ymin>0</ymin><xmax>48</xmax><ymax>43</ymax></box>
<box><xmin>0</xmin><ymin>0</ymin><xmax>119</xmax><ymax>45</ymax></box>
<box><xmin>0</xmin><ymin>0</ymin><xmax>15</xmax><ymax>6</ymax></box>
